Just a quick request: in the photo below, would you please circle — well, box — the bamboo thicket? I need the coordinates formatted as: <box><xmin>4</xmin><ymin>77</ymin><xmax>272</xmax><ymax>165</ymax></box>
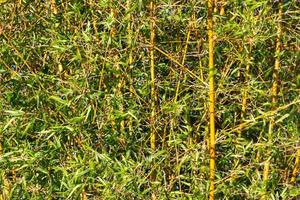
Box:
<box><xmin>0</xmin><ymin>1</ymin><xmax>299</xmax><ymax>199</ymax></box>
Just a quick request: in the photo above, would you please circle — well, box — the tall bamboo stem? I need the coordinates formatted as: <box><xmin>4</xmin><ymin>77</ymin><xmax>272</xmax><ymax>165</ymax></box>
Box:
<box><xmin>126</xmin><ymin>0</ymin><xmax>134</xmax><ymax>133</ymax></box>
<box><xmin>220</xmin><ymin>0</ymin><xmax>225</xmax><ymax>16</ymax></box>
<box><xmin>263</xmin><ymin>0</ymin><xmax>283</xmax><ymax>198</ymax></box>
<box><xmin>241</xmin><ymin>43</ymin><xmax>252</xmax><ymax>119</ymax></box>
<box><xmin>149</xmin><ymin>4</ymin><xmax>157</xmax><ymax>200</ymax></box>
<box><xmin>214</xmin><ymin>0</ymin><xmax>218</xmax><ymax>13</ymax></box>
<box><xmin>208</xmin><ymin>0</ymin><xmax>216</xmax><ymax>199</ymax></box>
<box><xmin>51</xmin><ymin>0</ymin><xmax>57</xmax><ymax>15</ymax></box>
<box><xmin>291</xmin><ymin>149</ymin><xmax>300</xmax><ymax>184</ymax></box>
<box><xmin>150</xmin><ymin>0</ymin><xmax>156</xmax><ymax>152</ymax></box>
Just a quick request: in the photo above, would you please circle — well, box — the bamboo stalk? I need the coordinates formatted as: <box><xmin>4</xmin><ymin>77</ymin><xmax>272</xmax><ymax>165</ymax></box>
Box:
<box><xmin>241</xmin><ymin>43</ymin><xmax>252</xmax><ymax>119</ymax></box>
<box><xmin>271</xmin><ymin>1</ymin><xmax>283</xmax><ymax>107</ymax></box>
<box><xmin>208</xmin><ymin>0</ymin><xmax>216</xmax><ymax>199</ymax></box>
<box><xmin>214</xmin><ymin>0</ymin><xmax>218</xmax><ymax>13</ymax></box>
<box><xmin>126</xmin><ymin>0</ymin><xmax>134</xmax><ymax>133</ymax></box>
<box><xmin>262</xmin><ymin>0</ymin><xmax>283</xmax><ymax>198</ymax></box>
<box><xmin>291</xmin><ymin>149</ymin><xmax>300</xmax><ymax>184</ymax></box>
<box><xmin>115</xmin><ymin>55</ymin><xmax>125</xmax><ymax>132</ymax></box>
<box><xmin>2</xmin><ymin>177</ymin><xmax>10</xmax><ymax>200</ymax></box>
<box><xmin>88</xmin><ymin>0</ymin><xmax>98</xmax><ymax>37</ymax></box>
<box><xmin>220</xmin><ymin>0</ymin><xmax>225</xmax><ymax>16</ymax></box>
<box><xmin>149</xmin><ymin>4</ymin><xmax>157</xmax><ymax>199</ymax></box>
<box><xmin>51</xmin><ymin>0</ymin><xmax>57</xmax><ymax>15</ymax></box>
<box><xmin>149</xmin><ymin>0</ymin><xmax>156</xmax><ymax>152</ymax></box>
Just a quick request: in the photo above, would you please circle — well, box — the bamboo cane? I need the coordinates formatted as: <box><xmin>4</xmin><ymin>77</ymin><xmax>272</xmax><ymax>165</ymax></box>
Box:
<box><xmin>51</xmin><ymin>0</ymin><xmax>57</xmax><ymax>15</ymax></box>
<box><xmin>241</xmin><ymin>43</ymin><xmax>252</xmax><ymax>119</ymax></box>
<box><xmin>220</xmin><ymin>0</ymin><xmax>225</xmax><ymax>16</ymax></box>
<box><xmin>262</xmin><ymin>0</ymin><xmax>283</xmax><ymax>198</ymax></box>
<box><xmin>149</xmin><ymin>2</ymin><xmax>157</xmax><ymax>199</ymax></box>
<box><xmin>149</xmin><ymin>0</ymin><xmax>156</xmax><ymax>153</ymax></box>
<box><xmin>126</xmin><ymin>0</ymin><xmax>134</xmax><ymax>133</ymax></box>
<box><xmin>208</xmin><ymin>0</ymin><xmax>216</xmax><ymax>199</ymax></box>
<box><xmin>291</xmin><ymin>149</ymin><xmax>300</xmax><ymax>184</ymax></box>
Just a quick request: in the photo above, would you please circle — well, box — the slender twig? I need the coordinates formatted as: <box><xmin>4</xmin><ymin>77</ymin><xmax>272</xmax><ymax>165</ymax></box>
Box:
<box><xmin>226</xmin><ymin>99</ymin><xmax>300</xmax><ymax>134</ymax></box>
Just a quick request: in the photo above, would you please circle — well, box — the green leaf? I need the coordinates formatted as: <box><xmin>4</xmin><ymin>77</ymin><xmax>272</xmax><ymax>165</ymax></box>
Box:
<box><xmin>49</xmin><ymin>95</ymin><xmax>70</xmax><ymax>106</ymax></box>
<box><xmin>4</xmin><ymin>110</ymin><xmax>25</xmax><ymax>116</ymax></box>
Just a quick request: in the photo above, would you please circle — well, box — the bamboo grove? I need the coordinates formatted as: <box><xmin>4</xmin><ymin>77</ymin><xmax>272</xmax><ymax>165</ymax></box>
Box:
<box><xmin>0</xmin><ymin>0</ymin><xmax>299</xmax><ymax>199</ymax></box>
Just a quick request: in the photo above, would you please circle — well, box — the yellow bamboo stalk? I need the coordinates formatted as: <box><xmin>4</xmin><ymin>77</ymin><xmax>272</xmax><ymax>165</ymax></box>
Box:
<box><xmin>220</xmin><ymin>0</ymin><xmax>225</xmax><ymax>16</ymax></box>
<box><xmin>127</xmin><ymin>0</ymin><xmax>133</xmax><ymax>71</ymax></box>
<box><xmin>214</xmin><ymin>0</ymin><xmax>218</xmax><ymax>13</ymax></box>
<box><xmin>110</xmin><ymin>7</ymin><xmax>116</xmax><ymax>38</ymax></box>
<box><xmin>291</xmin><ymin>149</ymin><xmax>300</xmax><ymax>184</ymax></box>
<box><xmin>2</xmin><ymin>177</ymin><xmax>10</xmax><ymax>200</ymax></box>
<box><xmin>51</xmin><ymin>0</ymin><xmax>57</xmax><ymax>15</ymax></box>
<box><xmin>88</xmin><ymin>0</ymin><xmax>98</xmax><ymax>36</ymax></box>
<box><xmin>148</xmin><ymin>1</ymin><xmax>158</xmax><ymax>193</ymax></box>
<box><xmin>115</xmin><ymin>55</ymin><xmax>125</xmax><ymax>132</ymax></box>
<box><xmin>262</xmin><ymin>0</ymin><xmax>283</xmax><ymax>198</ymax></box>
<box><xmin>272</xmin><ymin>2</ymin><xmax>283</xmax><ymax>106</ymax></box>
<box><xmin>241</xmin><ymin>43</ymin><xmax>252</xmax><ymax>118</ymax></box>
<box><xmin>105</xmin><ymin>1</ymin><xmax>117</xmax><ymax>131</ymax></box>
<box><xmin>149</xmin><ymin>3</ymin><xmax>156</xmax><ymax>199</ymax></box>
<box><xmin>81</xmin><ymin>191</ymin><xmax>87</xmax><ymax>200</ymax></box>
<box><xmin>127</xmin><ymin>0</ymin><xmax>134</xmax><ymax>133</ymax></box>
<box><xmin>149</xmin><ymin>0</ymin><xmax>156</xmax><ymax>152</ymax></box>
<box><xmin>208</xmin><ymin>0</ymin><xmax>216</xmax><ymax>199</ymax></box>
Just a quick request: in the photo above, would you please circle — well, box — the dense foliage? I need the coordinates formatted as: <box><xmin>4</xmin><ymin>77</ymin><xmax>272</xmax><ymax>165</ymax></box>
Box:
<box><xmin>0</xmin><ymin>0</ymin><xmax>299</xmax><ymax>199</ymax></box>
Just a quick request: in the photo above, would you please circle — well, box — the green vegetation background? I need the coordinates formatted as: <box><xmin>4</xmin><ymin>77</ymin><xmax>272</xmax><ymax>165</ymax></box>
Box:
<box><xmin>0</xmin><ymin>0</ymin><xmax>299</xmax><ymax>199</ymax></box>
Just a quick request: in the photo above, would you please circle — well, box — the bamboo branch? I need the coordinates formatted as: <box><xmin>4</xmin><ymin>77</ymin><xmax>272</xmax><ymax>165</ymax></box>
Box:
<box><xmin>153</xmin><ymin>46</ymin><xmax>206</xmax><ymax>85</ymax></box>
<box><xmin>227</xmin><ymin>99</ymin><xmax>300</xmax><ymax>134</ymax></box>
